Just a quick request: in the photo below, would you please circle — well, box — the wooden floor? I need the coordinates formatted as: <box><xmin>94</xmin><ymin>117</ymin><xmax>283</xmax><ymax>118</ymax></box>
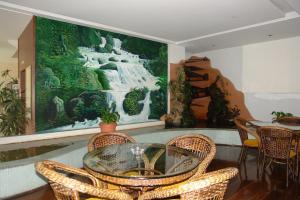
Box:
<box><xmin>6</xmin><ymin>145</ymin><xmax>300</xmax><ymax>200</ymax></box>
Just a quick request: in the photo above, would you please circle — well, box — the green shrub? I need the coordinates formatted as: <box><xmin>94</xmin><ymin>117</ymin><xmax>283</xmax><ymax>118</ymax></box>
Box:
<box><xmin>94</xmin><ymin>69</ymin><xmax>110</xmax><ymax>90</ymax></box>
<box><xmin>123</xmin><ymin>88</ymin><xmax>148</xmax><ymax>115</ymax></box>
<box><xmin>149</xmin><ymin>90</ymin><xmax>167</xmax><ymax>119</ymax></box>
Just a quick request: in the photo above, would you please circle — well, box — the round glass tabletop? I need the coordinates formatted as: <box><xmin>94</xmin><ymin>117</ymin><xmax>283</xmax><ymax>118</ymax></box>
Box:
<box><xmin>83</xmin><ymin>143</ymin><xmax>200</xmax><ymax>180</ymax></box>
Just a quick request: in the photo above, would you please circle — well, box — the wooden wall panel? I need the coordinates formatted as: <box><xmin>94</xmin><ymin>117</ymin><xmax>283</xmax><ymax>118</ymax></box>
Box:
<box><xmin>18</xmin><ymin>17</ymin><xmax>35</xmax><ymax>134</ymax></box>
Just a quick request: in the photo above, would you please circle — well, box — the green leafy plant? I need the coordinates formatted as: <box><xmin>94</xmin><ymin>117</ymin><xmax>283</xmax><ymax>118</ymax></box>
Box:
<box><xmin>271</xmin><ymin>111</ymin><xmax>293</xmax><ymax>122</ymax></box>
<box><xmin>100</xmin><ymin>102</ymin><xmax>120</xmax><ymax>124</ymax></box>
<box><xmin>207</xmin><ymin>76</ymin><xmax>240</xmax><ymax>127</ymax></box>
<box><xmin>0</xmin><ymin>70</ymin><xmax>28</xmax><ymax>136</ymax></box>
<box><xmin>123</xmin><ymin>88</ymin><xmax>148</xmax><ymax>116</ymax></box>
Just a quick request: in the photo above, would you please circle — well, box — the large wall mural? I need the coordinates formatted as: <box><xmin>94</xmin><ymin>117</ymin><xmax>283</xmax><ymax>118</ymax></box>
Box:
<box><xmin>35</xmin><ymin>17</ymin><xmax>168</xmax><ymax>132</ymax></box>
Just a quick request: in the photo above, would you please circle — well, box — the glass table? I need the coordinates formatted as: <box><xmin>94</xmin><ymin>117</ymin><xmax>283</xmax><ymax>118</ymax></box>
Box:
<box><xmin>83</xmin><ymin>143</ymin><xmax>200</xmax><ymax>191</ymax></box>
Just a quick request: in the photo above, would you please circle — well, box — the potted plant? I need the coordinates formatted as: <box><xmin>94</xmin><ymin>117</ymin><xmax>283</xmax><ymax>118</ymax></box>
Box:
<box><xmin>271</xmin><ymin>111</ymin><xmax>293</xmax><ymax>122</ymax></box>
<box><xmin>99</xmin><ymin>102</ymin><xmax>120</xmax><ymax>133</ymax></box>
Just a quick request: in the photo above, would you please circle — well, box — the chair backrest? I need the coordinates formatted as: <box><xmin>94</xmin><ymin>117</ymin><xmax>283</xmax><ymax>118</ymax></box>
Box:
<box><xmin>88</xmin><ymin>132</ymin><xmax>136</xmax><ymax>152</ymax></box>
<box><xmin>138</xmin><ymin>167</ymin><xmax>238</xmax><ymax>200</ymax></box>
<box><xmin>234</xmin><ymin>117</ymin><xmax>250</xmax><ymax>143</ymax></box>
<box><xmin>257</xmin><ymin>126</ymin><xmax>294</xmax><ymax>160</ymax></box>
<box><xmin>35</xmin><ymin>160</ymin><xmax>133</xmax><ymax>200</ymax></box>
<box><xmin>167</xmin><ymin>134</ymin><xmax>216</xmax><ymax>176</ymax></box>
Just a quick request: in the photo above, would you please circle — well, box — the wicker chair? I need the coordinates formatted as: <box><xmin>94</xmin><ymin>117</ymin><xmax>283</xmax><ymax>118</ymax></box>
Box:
<box><xmin>167</xmin><ymin>134</ymin><xmax>216</xmax><ymax>177</ymax></box>
<box><xmin>257</xmin><ymin>126</ymin><xmax>298</xmax><ymax>187</ymax></box>
<box><xmin>138</xmin><ymin>167</ymin><xmax>238</xmax><ymax>200</ymax></box>
<box><xmin>35</xmin><ymin>160</ymin><xmax>133</xmax><ymax>200</ymax></box>
<box><xmin>88</xmin><ymin>132</ymin><xmax>136</xmax><ymax>152</ymax></box>
<box><xmin>234</xmin><ymin>117</ymin><xmax>261</xmax><ymax>175</ymax></box>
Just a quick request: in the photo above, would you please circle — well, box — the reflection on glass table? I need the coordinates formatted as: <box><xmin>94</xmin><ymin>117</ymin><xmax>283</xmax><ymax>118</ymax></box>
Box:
<box><xmin>83</xmin><ymin>143</ymin><xmax>200</xmax><ymax>190</ymax></box>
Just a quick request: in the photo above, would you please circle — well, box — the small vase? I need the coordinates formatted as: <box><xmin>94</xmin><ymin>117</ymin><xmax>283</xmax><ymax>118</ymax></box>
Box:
<box><xmin>100</xmin><ymin>122</ymin><xmax>117</xmax><ymax>133</ymax></box>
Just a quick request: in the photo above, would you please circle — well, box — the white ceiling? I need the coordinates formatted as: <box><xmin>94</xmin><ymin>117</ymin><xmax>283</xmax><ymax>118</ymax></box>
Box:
<box><xmin>0</xmin><ymin>0</ymin><xmax>300</xmax><ymax>53</ymax></box>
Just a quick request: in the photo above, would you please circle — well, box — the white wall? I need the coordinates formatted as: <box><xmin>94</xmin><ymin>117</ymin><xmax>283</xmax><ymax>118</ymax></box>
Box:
<box><xmin>168</xmin><ymin>44</ymin><xmax>185</xmax><ymax>64</ymax></box>
<box><xmin>243</xmin><ymin>37</ymin><xmax>300</xmax><ymax>93</ymax></box>
<box><xmin>193</xmin><ymin>47</ymin><xmax>243</xmax><ymax>91</ymax></box>
<box><xmin>192</xmin><ymin>36</ymin><xmax>300</xmax><ymax>121</ymax></box>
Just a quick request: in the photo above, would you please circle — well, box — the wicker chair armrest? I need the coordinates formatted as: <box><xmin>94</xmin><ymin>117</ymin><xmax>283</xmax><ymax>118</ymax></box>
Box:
<box><xmin>36</xmin><ymin>161</ymin><xmax>133</xmax><ymax>200</ymax></box>
<box><xmin>138</xmin><ymin>167</ymin><xmax>238</xmax><ymax>200</ymax></box>
<box><xmin>191</xmin><ymin>143</ymin><xmax>216</xmax><ymax>179</ymax></box>
<box><xmin>42</xmin><ymin>160</ymin><xmax>103</xmax><ymax>188</ymax></box>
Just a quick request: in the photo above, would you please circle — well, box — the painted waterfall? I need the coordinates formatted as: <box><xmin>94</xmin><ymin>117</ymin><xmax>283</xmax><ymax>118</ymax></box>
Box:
<box><xmin>35</xmin><ymin>17</ymin><xmax>167</xmax><ymax>132</ymax></box>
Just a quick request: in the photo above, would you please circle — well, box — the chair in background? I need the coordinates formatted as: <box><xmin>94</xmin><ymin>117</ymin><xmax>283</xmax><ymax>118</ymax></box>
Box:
<box><xmin>257</xmin><ymin>126</ymin><xmax>298</xmax><ymax>187</ymax></box>
<box><xmin>167</xmin><ymin>134</ymin><xmax>216</xmax><ymax>177</ymax></box>
<box><xmin>234</xmin><ymin>117</ymin><xmax>260</xmax><ymax>178</ymax></box>
<box><xmin>88</xmin><ymin>132</ymin><xmax>136</xmax><ymax>152</ymax></box>
<box><xmin>138</xmin><ymin>167</ymin><xmax>238</xmax><ymax>200</ymax></box>
<box><xmin>35</xmin><ymin>160</ymin><xmax>133</xmax><ymax>200</ymax></box>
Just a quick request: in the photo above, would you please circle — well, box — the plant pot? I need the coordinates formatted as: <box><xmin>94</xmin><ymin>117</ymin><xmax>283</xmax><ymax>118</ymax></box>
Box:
<box><xmin>100</xmin><ymin>122</ymin><xmax>117</xmax><ymax>133</ymax></box>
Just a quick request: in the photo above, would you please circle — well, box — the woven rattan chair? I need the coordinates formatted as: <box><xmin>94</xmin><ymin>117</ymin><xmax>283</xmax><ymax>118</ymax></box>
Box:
<box><xmin>88</xmin><ymin>132</ymin><xmax>136</xmax><ymax>152</ymax></box>
<box><xmin>167</xmin><ymin>134</ymin><xmax>216</xmax><ymax>177</ymax></box>
<box><xmin>234</xmin><ymin>117</ymin><xmax>260</xmax><ymax>165</ymax></box>
<box><xmin>234</xmin><ymin>117</ymin><xmax>261</xmax><ymax>179</ymax></box>
<box><xmin>138</xmin><ymin>167</ymin><xmax>238</xmax><ymax>200</ymax></box>
<box><xmin>35</xmin><ymin>160</ymin><xmax>133</xmax><ymax>200</ymax></box>
<box><xmin>257</xmin><ymin>126</ymin><xmax>298</xmax><ymax>187</ymax></box>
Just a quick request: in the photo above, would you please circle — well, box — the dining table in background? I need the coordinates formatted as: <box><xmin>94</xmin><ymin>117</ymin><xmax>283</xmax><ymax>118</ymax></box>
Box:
<box><xmin>249</xmin><ymin>120</ymin><xmax>300</xmax><ymax>132</ymax></box>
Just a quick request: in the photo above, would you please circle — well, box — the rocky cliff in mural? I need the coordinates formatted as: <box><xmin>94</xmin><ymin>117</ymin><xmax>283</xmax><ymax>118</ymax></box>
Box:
<box><xmin>35</xmin><ymin>17</ymin><xmax>167</xmax><ymax>132</ymax></box>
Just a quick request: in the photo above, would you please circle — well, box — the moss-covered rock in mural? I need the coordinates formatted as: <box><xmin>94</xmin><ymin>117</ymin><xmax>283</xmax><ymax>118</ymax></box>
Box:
<box><xmin>100</xmin><ymin>63</ymin><xmax>118</xmax><ymax>71</ymax></box>
<box><xmin>123</xmin><ymin>88</ymin><xmax>148</xmax><ymax>116</ymax></box>
<box><xmin>108</xmin><ymin>57</ymin><xmax>119</xmax><ymax>62</ymax></box>
<box><xmin>78</xmin><ymin>70</ymin><xmax>102</xmax><ymax>90</ymax></box>
<box><xmin>94</xmin><ymin>69</ymin><xmax>110</xmax><ymax>90</ymax></box>
<box><xmin>66</xmin><ymin>91</ymin><xmax>109</xmax><ymax>121</ymax></box>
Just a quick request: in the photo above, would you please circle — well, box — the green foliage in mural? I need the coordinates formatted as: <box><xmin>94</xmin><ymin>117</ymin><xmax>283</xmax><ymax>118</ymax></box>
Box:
<box><xmin>94</xmin><ymin>69</ymin><xmax>110</xmax><ymax>90</ymax></box>
<box><xmin>123</xmin><ymin>88</ymin><xmax>148</xmax><ymax>116</ymax></box>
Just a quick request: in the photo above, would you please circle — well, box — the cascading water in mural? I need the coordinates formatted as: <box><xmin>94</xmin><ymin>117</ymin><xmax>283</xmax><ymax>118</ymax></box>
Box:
<box><xmin>35</xmin><ymin>17</ymin><xmax>167</xmax><ymax>133</ymax></box>
<box><xmin>78</xmin><ymin>38</ymin><xmax>159</xmax><ymax>124</ymax></box>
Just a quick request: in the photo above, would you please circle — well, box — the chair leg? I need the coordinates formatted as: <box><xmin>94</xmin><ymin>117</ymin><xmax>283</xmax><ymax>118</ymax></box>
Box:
<box><xmin>260</xmin><ymin>154</ymin><xmax>266</xmax><ymax>180</ymax></box>
<box><xmin>257</xmin><ymin>148</ymin><xmax>261</xmax><ymax>179</ymax></box>
<box><xmin>243</xmin><ymin>147</ymin><xmax>248</xmax><ymax>179</ymax></box>
<box><xmin>286</xmin><ymin>159</ymin><xmax>289</xmax><ymax>188</ymax></box>
<box><xmin>239</xmin><ymin>146</ymin><xmax>245</xmax><ymax>165</ymax></box>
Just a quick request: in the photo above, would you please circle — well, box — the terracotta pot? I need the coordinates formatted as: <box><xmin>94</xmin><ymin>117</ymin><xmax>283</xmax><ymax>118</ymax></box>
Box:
<box><xmin>100</xmin><ymin>122</ymin><xmax>117</xmax><ymax>133</ymax></box>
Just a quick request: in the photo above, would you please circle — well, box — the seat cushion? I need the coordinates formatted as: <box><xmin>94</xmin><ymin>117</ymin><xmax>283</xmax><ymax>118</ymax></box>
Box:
<box><xmin>243</xmin><ymin>139</ymin><xmax>259</xmax><ymax>147</ymax></box>
<box><xmin>290</xmin><ymin>150</ymin><xmax>296</xmax><ymax>158</ymax></box>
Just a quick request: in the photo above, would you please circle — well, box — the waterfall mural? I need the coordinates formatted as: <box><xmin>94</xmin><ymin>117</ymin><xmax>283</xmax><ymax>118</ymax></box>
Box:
<box><xmin>35</xmin><ymin>17</ymin><xmax>168</xmax><ymax>132</ymax></box>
